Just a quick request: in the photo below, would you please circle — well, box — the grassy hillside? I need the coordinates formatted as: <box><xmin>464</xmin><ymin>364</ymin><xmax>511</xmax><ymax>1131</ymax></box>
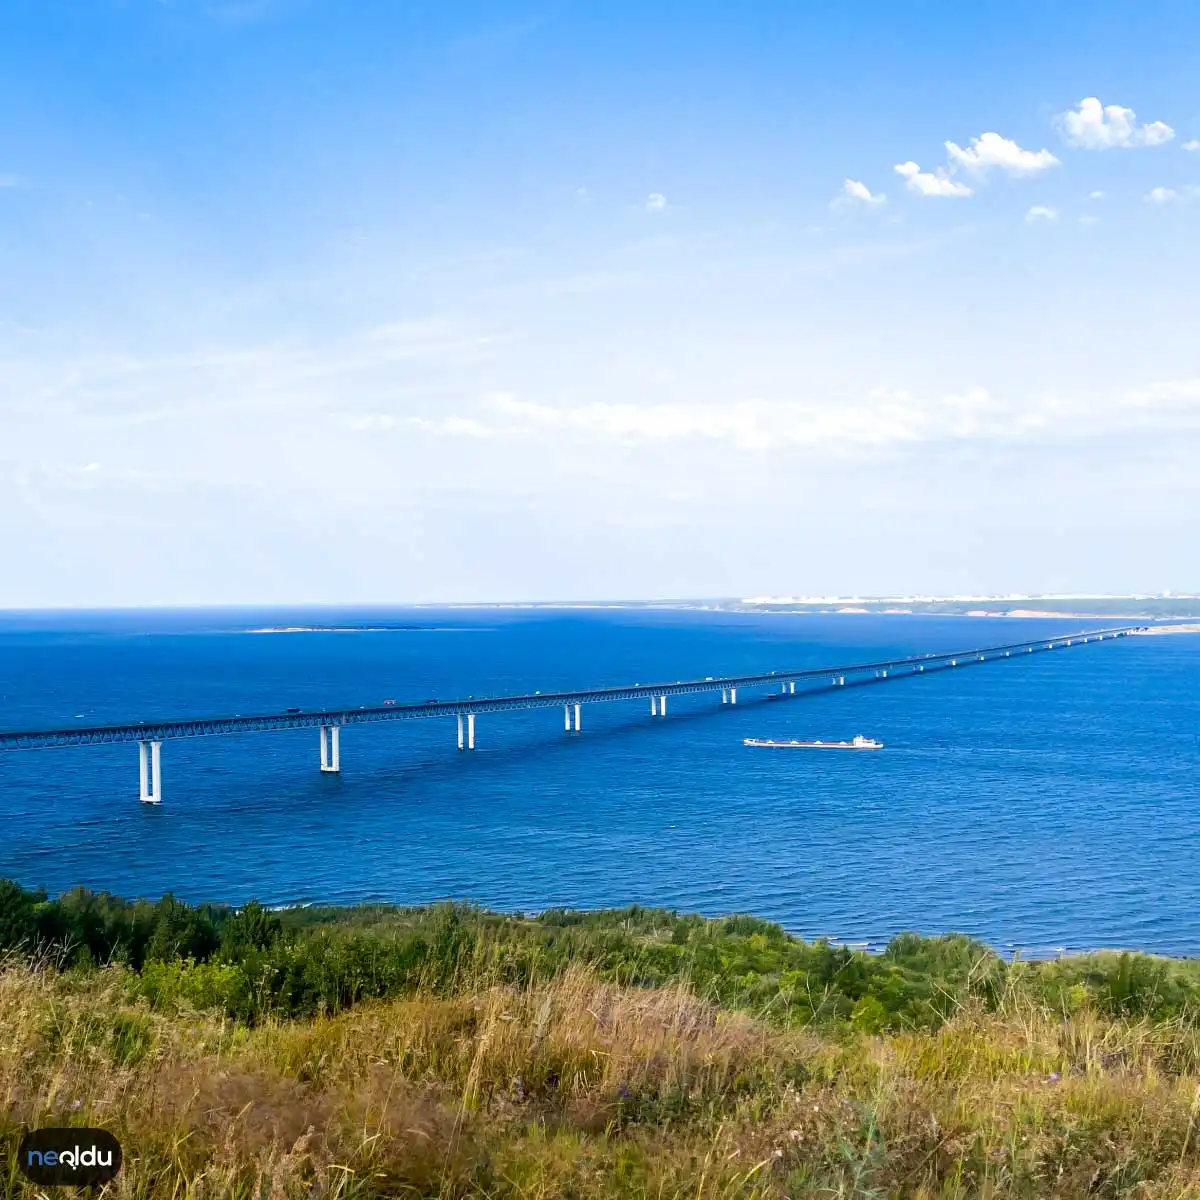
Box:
<box><xmin>5</xmin><ymin>883</ymin><xmax>1200</xmax><ymax>1197</ymax></box>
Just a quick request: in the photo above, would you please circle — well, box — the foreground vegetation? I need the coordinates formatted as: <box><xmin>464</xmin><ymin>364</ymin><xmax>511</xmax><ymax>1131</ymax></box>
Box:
<box><xmin>6</xmin><ymin>882</ymin><xmax>1200</xmax><ymax>1196</ymax></box>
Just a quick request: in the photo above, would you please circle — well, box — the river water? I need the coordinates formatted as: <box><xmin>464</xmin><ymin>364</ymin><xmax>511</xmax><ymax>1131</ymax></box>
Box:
<box><xmin>1</xmin><ymin>608</ymin><xmax>1196</xmax><ymax>955</ymax></box>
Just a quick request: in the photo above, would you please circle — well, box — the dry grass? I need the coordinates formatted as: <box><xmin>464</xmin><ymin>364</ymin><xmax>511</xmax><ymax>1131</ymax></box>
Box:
<box><xmin>7</xmin><ymin>961</ymin><xmax>1200</xmax><ymax>1198</ymax></box>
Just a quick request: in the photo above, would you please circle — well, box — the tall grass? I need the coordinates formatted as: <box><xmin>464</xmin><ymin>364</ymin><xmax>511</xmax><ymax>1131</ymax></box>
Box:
<box><xmin>8</xmin><ymin>887</ymin><xmax>1200</xmax><ymax>1195</ymax></box>
<box><xmin>7</xmin><ymin>957</ymin><xmax>1200</xmax><ymax>1194</ymax></box>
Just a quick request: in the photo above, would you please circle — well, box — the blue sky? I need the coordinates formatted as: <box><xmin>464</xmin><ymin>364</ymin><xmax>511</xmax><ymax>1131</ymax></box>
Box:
<box><xmin>2</xmin><ymin>0</ymin><xmax>1199</xmax><ymax>604</ymax></box>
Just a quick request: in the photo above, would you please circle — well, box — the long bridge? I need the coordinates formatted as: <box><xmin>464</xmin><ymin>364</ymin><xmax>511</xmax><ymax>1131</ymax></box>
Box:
<box><xmin>0</xmin><ymin>625</ymin><xmax>1144</xmax><ymax>804</ymax></box>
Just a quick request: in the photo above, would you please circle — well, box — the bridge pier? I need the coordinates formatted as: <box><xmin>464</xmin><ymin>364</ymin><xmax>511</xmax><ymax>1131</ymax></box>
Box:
<box><xmin>138</xmin><ymin>740</ymin><xmax>162</xmax><ymax>804</ymax></box>
<box><xmin>319</xmin><ymin>725</ymin><xmax>340</xmax><ymax>773</ymax></box>
<box><xmin>789</xmin><ymin>681</ymin><xmax>795</xmax><ymax>694</ymax></box>
<box><xmin>658</xmin><ymin>695</ymin><xmax>667</xmax><ymax>716</ymax></box>
<box><xmin>650</xmin><ymin>696</ymin><xmax>658</xmax><ymax>715</ymax></box>
<box><xmin>573</xmin><ymin>703</ymin><xmax>581</xmax><ymax>731</ymax></box>
<box><xmin>729</xmin><ymin>687</ymin><xmax>737</xmax><ymax>705</ymax></box>
<box><xmin>456</xmin><ymin>713</ymin><xmax>478</xmax><ymax>749</ymax></box>
<box><xmin>720</xmin><ymin>689</ymin><xmax>728</xmax><ymax>704</ymax></box>
<box><xmin>565</xmin><ymin>704</ymin><xmax>572</xmax><ymax>730</ymax></box>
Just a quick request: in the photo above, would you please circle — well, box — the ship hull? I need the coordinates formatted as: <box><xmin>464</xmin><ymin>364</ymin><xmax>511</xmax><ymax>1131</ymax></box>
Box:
<box><xmin>744</xmin><ymin>738</ymin><xmax>883</xmax><ymax>750</ymax></box>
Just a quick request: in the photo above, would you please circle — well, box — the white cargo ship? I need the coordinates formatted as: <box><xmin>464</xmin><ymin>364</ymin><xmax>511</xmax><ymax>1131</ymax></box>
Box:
<box><xmin>744</xmin><ymin>734</ymin><xmax>883</xmax><ymax>750</ymax></box>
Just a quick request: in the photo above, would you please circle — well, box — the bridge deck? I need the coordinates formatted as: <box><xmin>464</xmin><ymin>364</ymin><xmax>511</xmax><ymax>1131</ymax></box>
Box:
<box><xmin>0</xmin><ymin>626</ymin><xmax>1141</xmax><ymax>751</ymax></box>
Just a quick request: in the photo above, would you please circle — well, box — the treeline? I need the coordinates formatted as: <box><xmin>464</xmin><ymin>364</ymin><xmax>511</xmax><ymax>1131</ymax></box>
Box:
<box><xmin>3</xmin><ymin>879</ymin><xmax>1199</xmax><ymax>1031</ymax></box>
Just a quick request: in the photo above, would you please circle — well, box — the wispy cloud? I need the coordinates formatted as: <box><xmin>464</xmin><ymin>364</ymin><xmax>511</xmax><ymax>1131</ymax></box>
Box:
<box><xmin>945</xmin><ymin>133</ymin><xmax>1059</xmax><ymax>175</ymax></box>
<box><xmin>893</xmin><ymin>161</ymin><xmax>973</xmax><ymax>197</ymax></box>
<box><xmin>0</xmin><ymin>317</ymin><xmax>505</xmax><ymax>428</ymax></box>
<box><xmin>645</xmin><ymin>192</ymin><xmax>668</xmax><ymax>213</ymax></box>
<box><xmin>1125</xmin><ymin>379</ymin><xmax>1200</xmax><ymax>410</ymax></box>
<box><xmin>1146</xmin><ymin>185</ymin><xmax>1200</xmax><ymax>204</ymax></box>
<box><xmin>396</xmin><ymin>380</ymin><xmax>1200</xmax><ymax>455</ymax></box>
<box><xmin>832</xmin><ymin>179</ymin><xmax>887</xmax><ymax>209</ymax></box>
<box><xmin>1025</xmin><ymin>205</ymin><xmax>1057</xmax><ymax>223</ymax></box>
<box><xmin>1057</xmin><ymin>97</ymin><xmax>1174</xmax><ymax>149</ymax></box>
<box><xmin>1184</xmin><ymin>140</ymin><xmax>1200</xmax><ymax>152</ymax></box>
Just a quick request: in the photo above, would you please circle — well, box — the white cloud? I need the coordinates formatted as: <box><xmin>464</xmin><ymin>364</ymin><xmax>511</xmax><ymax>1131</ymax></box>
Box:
<box><xmin>344</xmin><ymin>411</ymin><xmax>515</xmax><ymax>439</ymax></box>
<box><xmin>1057</xmin><ymin>97</ymin><xmax>1174</xmax><ymax>149</ymax></box>
<box><xmin>646</xmin><ymin>192</ymin><xmax>667</xmax><ymax>212</ymax></box>
<box><xmin>894</xmin><ymin>161</ymin><xmax>973</xmax><ymax>197</ymax></box>
<box><xmin>945</xmin><ymin>132</ymin><xmax>1059</xmax><ymax>175</ymax></box>
<box><xmin>1087</xmin><ymin>190</ymin><xmax>1105</xmax><ymax>200</ymax></box>
<box><xmin>405</xmin><ymin>415</ymin><xmax>506</xmax><ymax>439</ymax></box>
<box><xmin>1124</xmin><ymin>379</ymin><xmax>1200</xmax><ymax>410</ymax></box>
<box><xmin>1184</xmin><ymin>140</ymin><xmax>1200</xmax><ymax>152</ymax></box>
<box><xmin>833</xmin><ymin>178</ymin><xmax>887</xmax><ymax>209</ymax></box>
<box><xmin>1145</xmin><ymin>185</ymin><xmax>1200</xmax><ymax>204</ymax></box>
<box><xmin>394</xmin><ymin>382</ymin><xmax>1200</xmax><ymax>453</ymax></box>
<box><xmin>1025</xmin><ymin>205</ymin><xmax>1058</xmax><ymax>223</ymax></box>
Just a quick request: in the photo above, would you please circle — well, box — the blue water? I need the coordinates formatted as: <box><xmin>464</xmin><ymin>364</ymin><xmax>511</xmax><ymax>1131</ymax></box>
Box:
<box><xmin>1</xmin><ymin>609</ymin><xmax>1197</xmax><ymax>955</ymax></box>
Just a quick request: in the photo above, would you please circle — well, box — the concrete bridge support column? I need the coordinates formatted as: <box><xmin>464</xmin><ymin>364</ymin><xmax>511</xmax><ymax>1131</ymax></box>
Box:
<box><xmin>467</xmin><ymin>713</ymin><xmax>476</xmax><ymax>749</ymax></box>
<box><xmin>658</xmin><ymin>695</ymin><xmax>667</xmax><ymax>716</ymax></box>
<box><xmin>650</xmin><ymin>696</ymin><xmax>658</xmax><ymax>715</ymax></box>
<box><xmin>565</xmin><ymin>705</ymin><xmax>572</xmax><ymax>730</ymax></box>
<box><xmin>457</xmin><ymin>714</ymin><xmax>464</xmax><ymax>750</ymax></box>
<box><xmin>138</xmin><ymin>740</ymin><xmax>162</xmax><ymax>804</ymax></box>
<box><xmin>721</xmin><ymin>689</ymin><xmax>728</xmax><ymax>704</ymax></box>
<box><xmin>320</xmin><ymin>725</ymin><xmax>340</xmax><ymax>773</ymax></box>
<box><xmin>789</xmin><ymin>681</ymin><xmax>795</xmax><ymax>694</ymax></box>
<box><xmin>729</xmin><ymin>687</ymin><xmax>737</xmax><ymax>705</ymax></box>
<box><xmin>573</xmin><ymin>704</ymin><xmax>581</xmax><ymax>731</ymax></box>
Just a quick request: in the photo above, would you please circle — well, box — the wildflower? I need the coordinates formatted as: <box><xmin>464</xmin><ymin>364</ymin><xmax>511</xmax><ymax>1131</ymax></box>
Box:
<box><xmin>1049</xmin><ymin>1072</ymin><xmax>1060</xmax><ymax>1083</ymax></box>
<box><xmin>617</xmin><ymin>1083</ymin><xmax>632</xmax><ymax>1101</ymax></box>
